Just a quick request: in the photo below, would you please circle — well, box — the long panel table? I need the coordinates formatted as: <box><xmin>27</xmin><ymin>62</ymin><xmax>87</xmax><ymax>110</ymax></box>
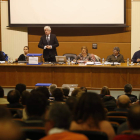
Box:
<box><xmin>0</xmin><ymin>63</ymin><xmax>140</xmax><ymax>90</ymax></box>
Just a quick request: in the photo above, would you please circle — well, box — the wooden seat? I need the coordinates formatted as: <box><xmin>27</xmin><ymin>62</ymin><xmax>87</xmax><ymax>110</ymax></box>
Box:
<box><xmin>107</xmin><ymin>111</ymin><xmax>128</xmax><ymax>117</ymax></box>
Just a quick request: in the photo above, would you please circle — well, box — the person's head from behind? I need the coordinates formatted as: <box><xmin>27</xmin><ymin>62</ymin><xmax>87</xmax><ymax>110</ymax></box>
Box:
<box><xmin>124</xmin><ymin>84</ymin><xmax>132</xmax><ymax>94</ymax></box>
<box><xmin>80</xmin><ymin>86</ymin><xmax>87</xmax><ymax>93</ymax></box>
<box><xmin>23</xmin><ymin>46</ymin><xmax>29</xmax><ymax>55</ymax></box>
<box><xmin>81</xmin><ymin>46</ymin><xmax>88</xmax><ymax>55</ymax></box>
<box><xmin>71</xmin><ymin>88</ymin><xmax>82</xmax><ymax>97</ymax></box>
<box><xmin>73</xmin><ymin>92</ymin><xmax>106</xmax><ymax>128</ymax></box>
<box><xmin>26</xmin><ymin>91</ymin><xmax>47</xmax><ymax>118</ymax></box>
<box><xmin>100</xmin><ymin>86</ymin><xmax>110</xmax><ymax>95</ymax></box>
<box><xmin>44</xmin><ymin>26</ymin><xmax>51</xmax><ymax>36</ymax></box>
<box><xmin>15</xmin><ymin>83</ymin><xmax>26</xmax><ymax>96</ymax></box>
<box><xmin>21</xmin><ymin>90</ymin><xmax>30</xmax><ymax>105</ymax></box>
<box><xmin>66</xmin><ymin>96</ymin><xmax>78</xmax><ymax>113</ymax></box>
<box><xmin>113</xmin><ymin>47</ymin><xmax>120</xmax><ymax>56</ymax></box>
<box><xmin>117</xmin><ymin>95</ymin><xmax>130</xmax><ymax>109</ymax></box>
<box><xmin>49</xmin><ymin>84</ymin><xmax>57</xmax><ymax>94</ymax></box>
<box><xmin>62</xmin><ymin>86</ymin><xmax>70</xmax><ymax>97</ymax></box>
<box><xmin>36</xmin><ymin>86</ymin><xmax>50</xmax><ymax>99</ymax></box>
<box><xmin>44</xmin><ymin>103</ymin><xmax>71</xmax><ymax>134</ymax></box>
<box><xmin>0</xmin><ymin>86</ymin><xmax>4</xmax><ymax>98</ymax></box>
<box><xmin>7</xmin><ymin>90</ymin><xmax>20</xmax><ymax>104</ymax></box>
<box><xmin>0</xmin><ymin>120</ymin><xmax>23</xmax><ymax>140</ymax></box>
<box><xmin>52</xmin><ymin>88</ymin><xmax>63</xmax><ymax>101</ymax></box>
<box><xmin>127</xmin><ymin>105</ymin><xmax>140</xmax><ymax>131</ymax></box>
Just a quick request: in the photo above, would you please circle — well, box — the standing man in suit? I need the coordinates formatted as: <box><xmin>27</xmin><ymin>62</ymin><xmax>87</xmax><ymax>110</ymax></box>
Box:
<box><xmin>38</xmin><ymin>26</ymin><xmax>59</xmax><ymax>62</ymax></box>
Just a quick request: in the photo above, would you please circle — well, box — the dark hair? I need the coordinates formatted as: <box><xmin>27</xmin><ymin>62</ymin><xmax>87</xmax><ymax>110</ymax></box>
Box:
<box><xmin>73</xmin><ymin>92</ymin><xmax>106</xmax><ymax>128</ymax></box>
<box><xmin>21</xmin><ymin>90</ymin><xmax>30</xmax><ymax>105</ymax></box>
<box><xmin>71</xmin><ymin>88</ymin><xmax>82</xmax><ymax>97</ymax></box>
<box><xmin>48</xmin><ymin>103</ymin><xmax>71</xmax><ymax>129</ymax></box>
<box><xmin>124</xmin><ymin>84</ymin><xmax>132</xmax><ymax>93</ymax></box>
<box><xmin>127</xmin><ymin>105</ymin><xmax>140</xmax><ymax>130</ymax></box>
<box><xmin>62</xmin><ymin>87</ymin><xmax>70</xmax><ymax>97</ymax></box>
<box><xmin>100</xmin><ymin>86</ymin><xmax>110</xmax><ymax>95</ymax></box>
<box><xmin>7</xmin><ymin>90</ymin><xmax>20</xmax><ymax>104</ymax></box>
<box><xmin>26</xmin><ymin>91</ymin><xmax>47</xmax><ymax>117</ymax></box>
<box><xmin>80</xmin><ymin>87</ymin><xmax>87</xmax><ymax>93</ymax></box>
<box><xmin>66</xmin><ymin>96</ymin><xmax>78</xmax><ymax>113</ymax></box>
<box><xmin>36</xmin><ymin>86</ymin><xmax>50</xmax><ymax>99</ymax></box>
<box><xmin>0</xmin><ymin>86</ymin><xmax>4</xmax><ymax>98</ymax></box>
<box><xmin>0</xmin><ymin>51</ymin><xmax>5</xmax><ymax>61</ymax></box>
<box><xmin>15</xmin><ymin>83</ymin><xmax>26</xmax><ymax>96</ymax></box>
<box><xmin>52</xmin><ymin>88</ymin><xmax>63</xmax><ymax>101</ymax></box>
<box><xmin>24</xmin><ymin>46</ymin><xmax>29</xmax><ymax>50</ymax></box>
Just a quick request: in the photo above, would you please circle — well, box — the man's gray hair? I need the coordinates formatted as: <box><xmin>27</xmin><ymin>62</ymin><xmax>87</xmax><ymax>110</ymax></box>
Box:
<box><xmin>113</xmin><ymin>47</ymin><xmax>120</xmax><ymax>52</ymax></box>
<box><xmin>49</xmin><ymin>84</ymin><xmax>57</xmax><ymax>93</ymax></box>
<box><xmin>48</xmin><ymin>103</ymin><xmax>71</xmax><ymax>129</ymax></box>
<box><xmin>44</xmin><ymin>26</ymin><xmax>51</xmax><ymax>31</ymax></box>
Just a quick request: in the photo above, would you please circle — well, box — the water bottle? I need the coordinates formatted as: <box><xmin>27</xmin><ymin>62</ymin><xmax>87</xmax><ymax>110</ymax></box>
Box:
<box><xmin>127</xmin><ymin>58</ymin><xmax>129</xmax><ymax>66</ymax></box>
<box><xmin>67</xmin><ymin>57</ymin><xmax>70</xmax><ymax>65</ymax></box>
<box><xmin>102</xmin><ymin>58</ymin><xmax>104</xmax><ymax>65</ymax></box>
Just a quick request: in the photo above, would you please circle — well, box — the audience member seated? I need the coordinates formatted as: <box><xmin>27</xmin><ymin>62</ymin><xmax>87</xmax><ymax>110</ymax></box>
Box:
<box><xmin>15</xmin><ymin>83</ymin><xmax>26</xmax><ymax>97</ymax></box>
<box><xmin>0</xmin><ymin>106</ymin><xmax>24</xmax><ymax>140</ymax></box>
<box><xmin>106</xmin><ymin>47</ymin><xmax>125</xmax><ymax>63</ymax></box>
<box><xmin>17</xmin><ymin>46</ymin><xmax>29</xmax><ymax>61</ymax></box>
<box><xmin>7</xmin><ymin>90</ymin><xmax>23</xmax><ymax>108</ymax></box>
<box><xmin>80</xmin><ymin>86</ymin><xmax>87</xmax><ymax>93</ymax></box>
<box><xmin>100</xmin><ymin>86</ymin><xmax>117</xmax><ymax>111</ymax></box>
<box><xmin>114</xmin><ymin>105</ymin><xmax>140</xmax><ymax>140</ymax></box>
<box><xmin>22</xmin><ymin>91</ymin><xmax>47</xmax><ymax>125</ymax></box>
<box><xmin>0</xmin><ymin>51</ymin><xmax>6</xmax><ymax>61</ymax></box>
<box><xmin>49</xmin><ymin>84</ymin><xmax>57</xmax><ymax>96</ymax></box>
<box><xmin>52</xmin><ymin>88</ymin><xmax>64</xmax><ymax>102</ymax></box>
<box><xmin>62</xmin><ymin>86</ymin><xmax>70</xmax><ymax>99</ymax></box>
<box><xmin>118</xmin><ymin>84</ymin><xmax>138</xmax><ymax>103</ymax></box>
<box><xmin>71</xmin><ymin>88</ymin><xmax>82</xmax><ymax>98</ymax></box>
<box><xmin>76</xmin><ymin>46</ymin><xmax>100</xmax><ymax>62</ymax></box>
<box><xmin>115</xmin><ymin>95</ymin><xmax>130</xmax><ymax>112</ymax></box>
<box><xmin>0</xmin><ymin>86</ymin><xmax>9</xmax><ymax>104</ymax></box>
<box><xmin>40</xmin><ymin>103</ymin><xmax>88</xmax><ymax>140</ymax></box>
<box><xmin>66</xmin><ymin>96</ymin><xmax>78</xmax><ymax>113</ymax></box>
<box><xmin>70</xmin><ymin>92</ymin><xmax>115</xmax><ymax>140</ymax></box>
<box><xmin>21</xmin><ymin>90</ymin><xmax>30</xmax><ymax>105</ymax></box>
<box><xmin>36</xmin><ymin>86</ymin><xmax>50</xmax><ymax>101</ymax></box>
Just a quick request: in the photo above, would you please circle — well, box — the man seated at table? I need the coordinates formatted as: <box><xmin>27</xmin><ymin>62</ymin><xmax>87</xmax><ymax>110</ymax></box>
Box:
<box><xmin>132</xmin><ymin>48</ymin><xmax>140</xmax><ymax>63</ymax></box>
<box><xmin>106</xmin><ymin>47</ymin><xmax>125</xmax><ymax>63</ymax></box>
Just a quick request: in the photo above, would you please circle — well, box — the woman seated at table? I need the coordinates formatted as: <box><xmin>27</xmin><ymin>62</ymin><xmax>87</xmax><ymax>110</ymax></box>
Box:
<box><xmin>76</xmin><ymin>46</ymin><xmax>100</xmax><ymax>61</ymax></box>
<box><xmin>0</xmin><ymin>51</ymin><xmax>5</xmax><ymax>61</ymax></box>
<box><xmin>17</xmin><ymin>46</ymin><xmax>29</xmax><ymax>61</ymax></box>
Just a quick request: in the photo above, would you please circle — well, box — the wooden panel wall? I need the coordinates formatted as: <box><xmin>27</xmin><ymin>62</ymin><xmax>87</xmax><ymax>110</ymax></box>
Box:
<box><xmin>28</xmin><ymin>0</ymin><xmax>131</xmax><ymax>60</ymax></box>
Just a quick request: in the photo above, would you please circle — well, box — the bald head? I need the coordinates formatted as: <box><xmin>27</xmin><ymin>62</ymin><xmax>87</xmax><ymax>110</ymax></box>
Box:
<box><xmin>118</xmin><ymin>95</ymin><xmax>130</xmax><ymax>109</ymax></box>
<box><xmin>0</xmin><ymin>121</ymin><xmax>22</xmax><ymax>140</ymax></box>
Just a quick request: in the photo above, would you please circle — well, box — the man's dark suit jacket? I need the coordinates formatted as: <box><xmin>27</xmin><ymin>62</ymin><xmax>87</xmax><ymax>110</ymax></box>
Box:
<box><xmin>38</xmin><ymin>34</ymin><xmax>59</xmax><ymax>61</ymax></box>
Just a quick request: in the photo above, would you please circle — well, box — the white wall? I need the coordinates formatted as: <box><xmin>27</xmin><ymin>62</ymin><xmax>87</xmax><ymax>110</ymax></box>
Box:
<box><xmin>131</xmin><ymin>0</ymin><xmax>140</xmax><ymax>58</ymax></box>
<box><xmin>1</xmin><ymin>1</ymin><xmax>28</xmax><ymax>60</ymax></box>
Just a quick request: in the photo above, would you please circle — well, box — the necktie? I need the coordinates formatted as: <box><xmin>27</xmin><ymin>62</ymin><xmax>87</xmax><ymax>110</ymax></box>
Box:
<box><xmin>46</xmin><ymin>36</ymin><xmax>49</xmax><ymax>44</ymax></box>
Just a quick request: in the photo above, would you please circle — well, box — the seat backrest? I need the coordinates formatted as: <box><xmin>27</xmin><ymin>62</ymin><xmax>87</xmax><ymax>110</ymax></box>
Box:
<box><xmin>107</xmin><ymin>116</ymin><xmax>127</xmax><ymax>125</ymax></box>
<box><xmin>22</xmin><ymin>127</ymin><xmax>46</xmax><ymax>140</ymax></box>
<box><xmin>110</xmin><ymin>121</ymin><xmax>120</xmax><ymax>134</ymax></box>
<box><xmin>63</xmin><ymin>53</ymin><xmax>77</xmax><ymax>61</ymax></box>
<box><xmin>70</xmin><ymin>130</ymin><xmax>108</xmax><ymax>140</ymax></box>
<box><xmin>107</xmin><ymin>111</ymin><xmax>128</xmax><ymax>117</ymax></box>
